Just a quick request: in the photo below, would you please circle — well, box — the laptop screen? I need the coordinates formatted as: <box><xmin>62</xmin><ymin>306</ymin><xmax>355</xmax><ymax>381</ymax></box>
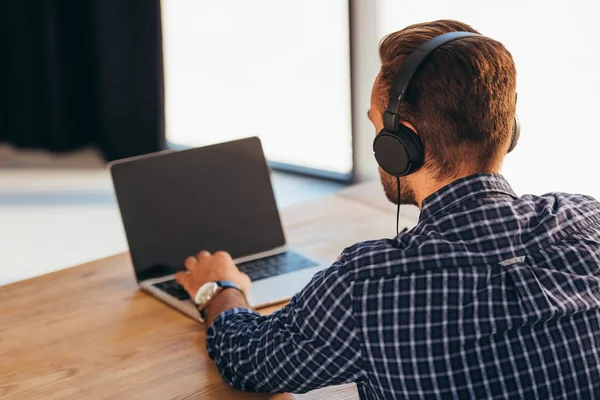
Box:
<box><xmin>110</xmin><ymin>137</ymin><xmax>286</xmax><ymax>282</ymax></box>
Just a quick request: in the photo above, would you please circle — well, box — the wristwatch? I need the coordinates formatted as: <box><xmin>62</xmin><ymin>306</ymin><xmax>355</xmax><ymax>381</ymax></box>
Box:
<box><xmin>194</xmin><ymin>281</ymin><xmax>242</xmax><ymax>323</ymax></box>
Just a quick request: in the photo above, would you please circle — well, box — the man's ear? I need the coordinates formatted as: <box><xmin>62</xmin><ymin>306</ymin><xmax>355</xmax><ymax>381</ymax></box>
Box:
<box><xmin>400</xmin><ymin>120</ymin><xmax>417</xmax><ymax>133</ymax></box>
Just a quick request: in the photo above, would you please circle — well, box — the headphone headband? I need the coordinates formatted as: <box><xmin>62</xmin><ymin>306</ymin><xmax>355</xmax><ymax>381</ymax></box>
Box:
<box><xmin>384</xmin><ymin>31</ymin><xmax>480</xmax><ymax>132</ymax></box>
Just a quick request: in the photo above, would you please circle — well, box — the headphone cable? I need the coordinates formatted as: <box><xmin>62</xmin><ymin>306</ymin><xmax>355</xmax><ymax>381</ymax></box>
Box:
<box><xmin>396</xmin><ymin>176</ymin><xmax>400</xmax><ymax>236</ymax></box>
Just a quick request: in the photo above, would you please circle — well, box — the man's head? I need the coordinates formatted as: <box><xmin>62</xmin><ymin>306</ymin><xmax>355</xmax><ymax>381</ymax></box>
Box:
<box><xmin>368</xmin><ymin>20</ymin><xmax>517</xmax><ymax>206</ymax></box>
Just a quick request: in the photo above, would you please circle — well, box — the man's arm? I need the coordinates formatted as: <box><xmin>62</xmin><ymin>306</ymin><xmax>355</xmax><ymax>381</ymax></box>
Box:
<box><xmin>176</xmin><ymin>251</ymin><xmax>364</xmax><ymax>393</ymax></box>
<box><xmin>203</xmin><ymin>287</ymin><xmax>249</xmax><ymax>327</ymax></box>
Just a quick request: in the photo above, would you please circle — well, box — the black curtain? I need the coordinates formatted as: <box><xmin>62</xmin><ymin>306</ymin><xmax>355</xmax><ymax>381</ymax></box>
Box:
<box><xmin>0</xmin><ymin>0</ymin><xmax>165</xmax><ymax>162</ymax></box>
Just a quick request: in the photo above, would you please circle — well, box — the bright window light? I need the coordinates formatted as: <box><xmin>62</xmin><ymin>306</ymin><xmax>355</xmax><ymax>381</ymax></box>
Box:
<box><xmin>162</xmin><ymin>0</ymin><xmax>353</xmax><ymax>175</ymax></box>
<box><xmin>377</xmin><ymin>1</ymin><xmax>600</xmax><ymax>198</ymax></box>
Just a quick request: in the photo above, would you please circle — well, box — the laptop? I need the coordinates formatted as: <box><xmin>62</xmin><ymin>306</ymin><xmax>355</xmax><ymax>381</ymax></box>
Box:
<box><xmin>109</xmin><ymin>136</ymin><xmax>324</xmax><ymax>321</ymax></box>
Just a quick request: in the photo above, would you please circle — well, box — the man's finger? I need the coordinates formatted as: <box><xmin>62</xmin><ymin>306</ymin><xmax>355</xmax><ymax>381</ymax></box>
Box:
<box><xmin>184</xmin><ymin>256</ymin><xmax>198</xmax><ymax>271</ymax></box>
<box><xmin>175</xmin><ymin>271</ymin><xmax>190</xmax><ymax>288</ymax></box>
<box><xmin>196</xmin><ymin>250</ymin><xmax>211</xmax><ymax>259</ymax></box>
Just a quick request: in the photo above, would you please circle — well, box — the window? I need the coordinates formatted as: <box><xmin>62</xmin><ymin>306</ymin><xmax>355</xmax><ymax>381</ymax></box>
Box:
<box><xmin>376</xmin><ymin>1</ymin><xmax>600</xmax><ymax>198</ymax></box>
<box><xmin>162</xmin><ymin>0</ymin><xmax>353</xmax><ymax>178</ymax></box>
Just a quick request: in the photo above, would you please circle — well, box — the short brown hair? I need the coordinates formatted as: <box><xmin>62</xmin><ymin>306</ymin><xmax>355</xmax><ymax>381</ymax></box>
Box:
<box><xmin>377</xmin><ymin>20</ymin><xmax>517</xmax><ymax>180</ymax></box>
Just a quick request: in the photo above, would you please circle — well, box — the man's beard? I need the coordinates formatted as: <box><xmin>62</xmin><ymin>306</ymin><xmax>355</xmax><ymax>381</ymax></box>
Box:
<box><xmin>378</xmin><ymin>167</ymin><xmax>418</xmax><ymax>206</ymax></box>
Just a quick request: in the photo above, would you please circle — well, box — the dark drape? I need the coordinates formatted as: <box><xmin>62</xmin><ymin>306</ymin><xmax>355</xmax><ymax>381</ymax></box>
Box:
<box><xmin>0</xmin><ymin>0</ymin><xmax>165</xmax><ymax>162</ymax></box>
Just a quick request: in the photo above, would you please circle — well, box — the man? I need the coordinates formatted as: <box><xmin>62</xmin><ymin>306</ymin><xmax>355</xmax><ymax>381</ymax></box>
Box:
<box><xmin>175</xmin><ymin>20</ymin><xmax>600</xmax><ymax>399</ymax></box>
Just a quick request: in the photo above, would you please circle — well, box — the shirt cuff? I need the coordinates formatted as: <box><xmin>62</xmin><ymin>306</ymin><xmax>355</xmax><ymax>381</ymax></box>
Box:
<box><xmin>206</xmin><ymin>307</ymin><xmax>261</xmax><ymax>360</ymax></box>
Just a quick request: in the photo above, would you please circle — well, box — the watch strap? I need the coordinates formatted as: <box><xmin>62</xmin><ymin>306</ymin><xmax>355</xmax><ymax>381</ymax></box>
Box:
<box><xmin>215</xmin><ymin>280</ymin><xmax>241</xmax><ymax>291</ymax></box>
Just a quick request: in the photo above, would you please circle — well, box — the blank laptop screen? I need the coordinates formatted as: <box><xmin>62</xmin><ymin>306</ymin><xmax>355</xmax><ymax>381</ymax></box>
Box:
<box><xmin>110</xmin><ymin>137</ymin><xmax>286</xmax><ymax>281</ymax></box>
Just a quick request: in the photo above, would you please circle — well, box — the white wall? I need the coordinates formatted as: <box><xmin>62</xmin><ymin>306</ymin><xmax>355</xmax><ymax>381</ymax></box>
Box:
<box><xmin>376</xmin><ymin>0</ymin><xmax>600</xmax><ymax>198</ymax></box>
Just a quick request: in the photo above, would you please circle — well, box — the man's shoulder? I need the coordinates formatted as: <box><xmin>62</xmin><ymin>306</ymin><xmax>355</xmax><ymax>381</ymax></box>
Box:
<box><xmin>521</xmin><ymin>191</ymin><xmax>599</xmax><ymax>208</ymax></box>
<box><xmin>514</xmin><ymin>191</ymin><xmax>600</xmax><ymax>237</ymax></box>
<box><xmin>339</xmin><ymin>238</ymin><xmax>397</xmax><ymax>261</ymax></box>
<box><xmin>337</xmin><ymin>237</ymin><xmax>421</xmax><ymax>280</ymax></box>
<box><xmin>336</xmin><ymin>191</ymin><xmax>600</xmax><ymax>282</ymax></box>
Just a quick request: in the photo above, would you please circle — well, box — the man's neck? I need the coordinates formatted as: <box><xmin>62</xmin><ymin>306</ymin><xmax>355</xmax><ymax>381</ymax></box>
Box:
<box><xmin>411</xmin><ymin>170</ymin><xmax>494</xmax><ymax>209</ymax></box>
<box><xmin>413</xmin><ymin>179</ymin><xmax>454</xmax><ymax>209</ymax></box>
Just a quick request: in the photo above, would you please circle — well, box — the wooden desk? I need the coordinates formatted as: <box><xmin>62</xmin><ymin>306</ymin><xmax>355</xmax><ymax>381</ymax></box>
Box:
<box><xmin>0</xmin><ymin>193</ymin><xmax>409</xmax><ymax>399</ymax></box>
<box><xmin>337</xmin><ymin>180</ymin><xmax>420</xmax><ymax>230</ymax></box>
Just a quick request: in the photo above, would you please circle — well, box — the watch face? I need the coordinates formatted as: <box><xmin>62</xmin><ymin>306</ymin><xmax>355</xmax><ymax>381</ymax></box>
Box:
<box><xmin>196</xmin><ymin>282</ymin><xmax>218</xmax><ymax>305</ymax></box>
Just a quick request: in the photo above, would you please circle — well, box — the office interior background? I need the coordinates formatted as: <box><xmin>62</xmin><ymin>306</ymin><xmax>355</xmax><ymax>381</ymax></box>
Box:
<box><xmin>1</xmin><ymin>0</ymin><xmax>598</xmax><ymax>286</ymax></box>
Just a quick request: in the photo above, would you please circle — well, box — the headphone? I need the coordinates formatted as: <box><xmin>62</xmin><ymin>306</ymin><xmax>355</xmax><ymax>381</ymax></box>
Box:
<box><xmin>373</xmin><ymin>31</ymin><xmax>520</xmax><ymax>177</ymax></box>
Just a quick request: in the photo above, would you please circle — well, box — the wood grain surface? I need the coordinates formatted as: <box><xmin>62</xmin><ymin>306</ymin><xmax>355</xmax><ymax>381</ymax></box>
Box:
<box><xmin>337</xmin><ymin>180</ymin><xmax>420</xmax><ymax>228</ymax></box>
<box><xmin>0</xmin><ymin>193</ymin><xmax>406</xmax><ymax>399</ymax></box>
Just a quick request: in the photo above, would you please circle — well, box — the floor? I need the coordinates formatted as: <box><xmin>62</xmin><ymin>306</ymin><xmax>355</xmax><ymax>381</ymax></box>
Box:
<box><xmin>0</xmin><ymin>145</ymin><xmax>345</xmax><ymax>286</ymax></box>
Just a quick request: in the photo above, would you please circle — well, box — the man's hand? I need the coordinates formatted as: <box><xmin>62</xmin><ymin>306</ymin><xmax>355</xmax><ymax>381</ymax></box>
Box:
<box><xmin>175</xmin><ymin>250</ymin><xmax>251</xmax><ymax>300</ymax></box>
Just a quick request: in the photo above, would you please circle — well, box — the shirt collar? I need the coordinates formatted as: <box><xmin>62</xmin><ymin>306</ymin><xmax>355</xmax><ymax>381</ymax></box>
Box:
<box><xmin>419</xmin><ymin>173</ymin><xmax>518</xmax><ymax>223</ymax></box>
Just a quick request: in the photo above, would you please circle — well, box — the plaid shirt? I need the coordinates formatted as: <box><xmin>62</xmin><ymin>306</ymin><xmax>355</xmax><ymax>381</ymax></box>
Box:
<box><xmin>207</xmin><ymin>173</ymin><xmax>600</xmax><ymax>399</ymax></box>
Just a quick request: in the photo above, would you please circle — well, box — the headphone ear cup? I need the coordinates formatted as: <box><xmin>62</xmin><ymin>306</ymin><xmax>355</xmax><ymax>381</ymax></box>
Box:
<box><xmin>373</xmin><ymin>125</ymin><xmax>424</xmax><ymax>177</ymax></box>
<box><xmin>507</xmin><ymin>114</ymin><xmax>520</xmax><ymax>153</ymax></box>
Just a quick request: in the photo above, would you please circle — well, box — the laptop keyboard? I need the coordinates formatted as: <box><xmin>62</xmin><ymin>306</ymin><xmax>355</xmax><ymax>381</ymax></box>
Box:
<box><xmin>152</xmin><ymin>251</ymin><xmax>318</xmax><ymax>299</ymax></box>
<box><xmin>153</xmin><ymin>279</ymin><xmax>190</xmax><ymax>300</ymax></box>
<box><xmin>237</xmin><ymin>251</ymin><xmax>318</xmax><ymax>281</ymax></box>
